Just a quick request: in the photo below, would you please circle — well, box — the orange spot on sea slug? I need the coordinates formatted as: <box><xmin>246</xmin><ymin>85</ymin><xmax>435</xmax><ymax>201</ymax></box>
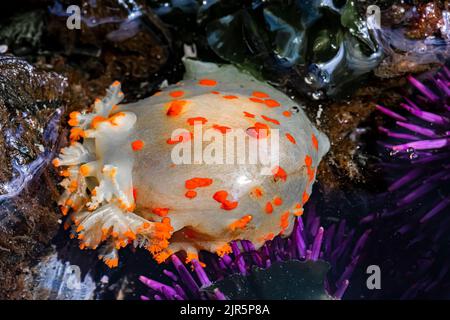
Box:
<box><xmin>286</xmin><ymin>133</ymin><xmax>296</xmax><ymax>144</ymax></box>
<box><xmin>273</xmin><ymin>197</ymin><xmax>283</xmax><ymax>206</ymax></box>
<box><xmin>147</xmin><ymin>218</ymin><xmax>173</xmax><ymax>255</ymax></box>
<box><xmin>264</xmin><ymin>233</ymin><xmax>275</xmax><ymax>241</ymax></box>
<box><xmin>264</xmin><ymin>99</ymin><xmax>280</xmax><ymax>108</ymax></box>
<box><xmin>246</xmin><ymin>122</ymin><xmax>270</xmax><ymax>139</ymax></box>
<box><xmin>92</xmin><ymin>115</ymin><xmax>107</xmax><ymax>129</ymax></box>
<box><xmin>252</xmin><ymin>91</ymin><xmax>269</xmax><ymax>98</ymax></box>
<box><xmin>261</xmin><ymin>115</ymin><xmax>280</xmax><ymax>125</ymax></box>
<box><xmin>124</xmin><ymin>230</ymin><xmax>136</xmax><ymax>240</ymax></box>
<box><xmin>69</xmin><ymin>180</ymin><xmax>78</xmax><ymax>192</ymax></box>
<box><xmin>52</xmin><ymin>159</ymin><xmax>60</xmax><ymax>167</ymax></box>
<box><xmin>213</xmin><ymin>190</ymin><xmax>238</xmax><ymax>210</ymax></box>
<box><xmin>272</xmin><ymin>166</ymin><xmax>287</xmax><ymax>182</ymax></box>
<box><xmin>187</xmin><ymin>117</ymin><xmax>208</xmax><ymax>125</ymax></box>
<box><xmin>249</xmin><ymin>97</ymin><xmax>264</xmax><ymax>104</ymax></box>
<box><xmin>167</xmin><ymin>100</ymin><xmax>187</xmax><ymax>117</ymax></box>
<box><xmin>223</xmin><ymin>95</ymin><xmax>238</xmax><ymax>100</ymax></box>
<box><xmin>61</xmin><ymin>206</ymin><xmax>69</xmax><ymax>216</ymax></box>
<box><xmin>305</xmin><ymin>155</ymin><xmax>313</xmax><ymax>167</ymax></box>
<box><xmin>243</xmin><ymin>111</ymin><xmax>256</xmax><ymax>118</ymax></box>
<box><xmin>169</xmin><ymin>90</ymin><xmax>184</xmax><ymax>98</ymax></box>
<box><xmin>131</xmin><ymin>140</ymin><xmax>144</xmax><ymax>151</ymax></box>
<box><xmin>302</xmin><ymin>191</ymin><xmax>310</xmax><ymax>204</ymax></box>
<box><xmin>216</xmin><ymin>243</ymin><xmax>232</xmax><ymax>257</ymax></box>
<box><xmin>280</xmin><ymin>211</ymin><xmax>290</xmax><ymax>233</ymax></box>
<box><xmin>312</xmin><ymin>134</ymin><xmax>319</xmax><ymax>151</ymax></box>
<box><xmin>251</xmin><ymin>187</ymin><xmax>263</xmax><ymax>198</ymax></box>
<box><xmin>186</xmin><ymin>252</ymin><xmax>205</xmax><ymax>267</ymax></box>
<box><xmin>69</xmin><ymin>111</ymin><xmax>80</xmax><ymax>119</ymax></box>
<box><xmin>79</xmin><ymin>164</ymin><xmax>90</xmax><ymax>176</ymax></box>
<box><xmin>154</xmin><ymin>250</ymin><xmax>173</xmax><ymax>264</ymax></box>
<box><xmin>185</xmin><ymin>177</ymin><xmax>213</xmax><ymax>189</ymax></box>
<box><xmin>139</xmin><ymin>222</ymin><xmax>151</xmax><ymax>232</ymax></box>
<box><xmin>185</xmin><ymin>190</ymin><xmax>197</xmax><ymax>199</ymax></box>
<box><xmin>213</xmin><ymin>124</ymin><xmax>231</xmax><ymax>134</ymax></box>
<box><xmin>105</xmin><ymin>258</ymin><xmax>119</xmax><ymax>268</ymax></box>
<box><xmin>108</xmin><ymin>112</ymin><xmax>126</xmax><ymax>126</ymax></box>
<box><xmin>70</xmin><ymin>128</ymin><xmax>85</xmax><ymax>141</ymax></box>
<box><xmin>59</xmin><ymin>169</ymin><xmax>69</xmax><ymax>177</ymax></box>
<box><xmin>229</xmin><ymin>215</ymin><xmax>253</xmax><ymax>231</ymax></box>
<box><xmin>198</xmin><ymin>79</ymin><xmax>217</xmax><ymax>86</ymax></box>
<box><xmin>152</xmin><ymin>208</ymin><xmax>170</xmax><ymax>217</ymax></box>
<box><xmin>265</xmin><ymin>202</ymin><xmax>273</xmax><ymax>214</ymax></box>
<box><xmin>68</xmin><ymin>111</ymin><xmax>80</xmax><ymax>126</ymax></box>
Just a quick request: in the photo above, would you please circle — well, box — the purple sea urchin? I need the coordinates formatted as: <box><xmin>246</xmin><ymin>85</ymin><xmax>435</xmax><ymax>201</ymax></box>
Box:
<box><xmin>354</xmin><ymin>67</ymin><xmax>450</xmax><ymax>299</ymax></box>
<box><xmin>139</xmin><ymin>204</ymin><xmax>370</xmax><ymax>300</ymax></box>
<box><xmin>374</xmin><ymin>67</ymin><xmax>450</xmax><ymax>226</ymax></box>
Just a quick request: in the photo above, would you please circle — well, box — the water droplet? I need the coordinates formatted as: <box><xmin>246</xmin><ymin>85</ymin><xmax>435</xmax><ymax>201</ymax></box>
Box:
<box><xmin>304</xmin><ymin>73</ymin><xmax>315</xmax><ymax>85</ymax></box>
<box><xmin>318</xmin><ymin>70</ymin><xmax>330</xmax><ymax>84</ymax></box>
<box><xmin>389</xmin><ymin>150</ymin><xmax>399</xmax><ymax>157</ymax></box>
<box><xmin>312</xmin><ymin>91</ymin><xmax>324</xmax><ymax>100</ymax></box>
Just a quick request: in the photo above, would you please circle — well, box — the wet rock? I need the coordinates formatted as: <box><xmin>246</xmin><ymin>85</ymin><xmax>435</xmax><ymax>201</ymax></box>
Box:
<box><xmin>0</xmin><ymin>55</ymin><xmax>66</xmax><ymax>299</ymax></box>
<box><xmin>0</xmin><ymin>10</ymin><xmax>45</xmax><ymax>56</ymax></box>
<box><xmin>44</xmin><ymin>0</ymin><xmax>177</xmax><ymax>104</ymax></box>
<box><xmin>25</xmin><ymin>245</ymin><xmax>97</xmax><ymax>300</ymax></box>
<box><xmin>149</xmin><ymin>0</ymin><xmax>383</xmax><ymax>99</ymax></box>
<box><xmin>0</xmin><ymin>1</ymin><xmax>176</xmax><ymax>299</ymax></box>
<box><xmin>0</xmin><ymin>55</ymin><xmax>66</xmax><ymax>193</ymax></box>
<box><xmin>405</xmin><ymin>1</ymin><xmax>446</xmax><ymax>40</ymax></box>
<box><xmin>373</xmin><ymin>2</ymin><xmax>450</xmax><ymax>78</ymax></box>
<box><xmin>0</xmin><ymin>0</ymin><xmax>178</xmax><ymax>106</ymax></box>
<box><xmin>308</xmin><ymin>76</ymin><xmax>406</xmax><ymax>190</ymax></box>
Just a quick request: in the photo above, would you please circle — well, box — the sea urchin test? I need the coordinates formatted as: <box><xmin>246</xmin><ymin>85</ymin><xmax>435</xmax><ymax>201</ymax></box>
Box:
<box><xmin>52</xmin><ymin>59</ymin><xmax>330</xmax><ymax>267</ymax></box>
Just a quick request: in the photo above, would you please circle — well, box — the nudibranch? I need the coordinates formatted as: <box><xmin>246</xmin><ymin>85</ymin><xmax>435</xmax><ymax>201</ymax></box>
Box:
<box><xmin>53</xmin><ymin>59</ymin><xmax>329</xmax><ymax>267</ymax></box>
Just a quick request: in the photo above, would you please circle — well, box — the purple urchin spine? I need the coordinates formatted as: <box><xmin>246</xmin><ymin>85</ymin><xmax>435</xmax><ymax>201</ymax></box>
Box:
<box><xmin>139</xmin><ymin>204</ymin><xmax>370</xmax><ymax>300</ymax></box>
<box><xmin>374</xmin><ymin>67</ymin><xmax>450</xmax><ymax>224</ymax></box>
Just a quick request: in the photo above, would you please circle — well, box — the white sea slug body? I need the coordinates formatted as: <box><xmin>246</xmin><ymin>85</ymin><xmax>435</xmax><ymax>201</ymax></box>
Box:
<box><xmin>53</xmin><ymin>59</ymin><xmax>330</xmax><ymax>267</ymax></box>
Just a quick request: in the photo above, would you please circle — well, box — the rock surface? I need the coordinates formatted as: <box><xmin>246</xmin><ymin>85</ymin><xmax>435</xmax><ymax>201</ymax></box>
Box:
<box><xmin>0</xmin><ymin>55</ymin><xmax>66</xmax><ymax>299</ymax></box>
